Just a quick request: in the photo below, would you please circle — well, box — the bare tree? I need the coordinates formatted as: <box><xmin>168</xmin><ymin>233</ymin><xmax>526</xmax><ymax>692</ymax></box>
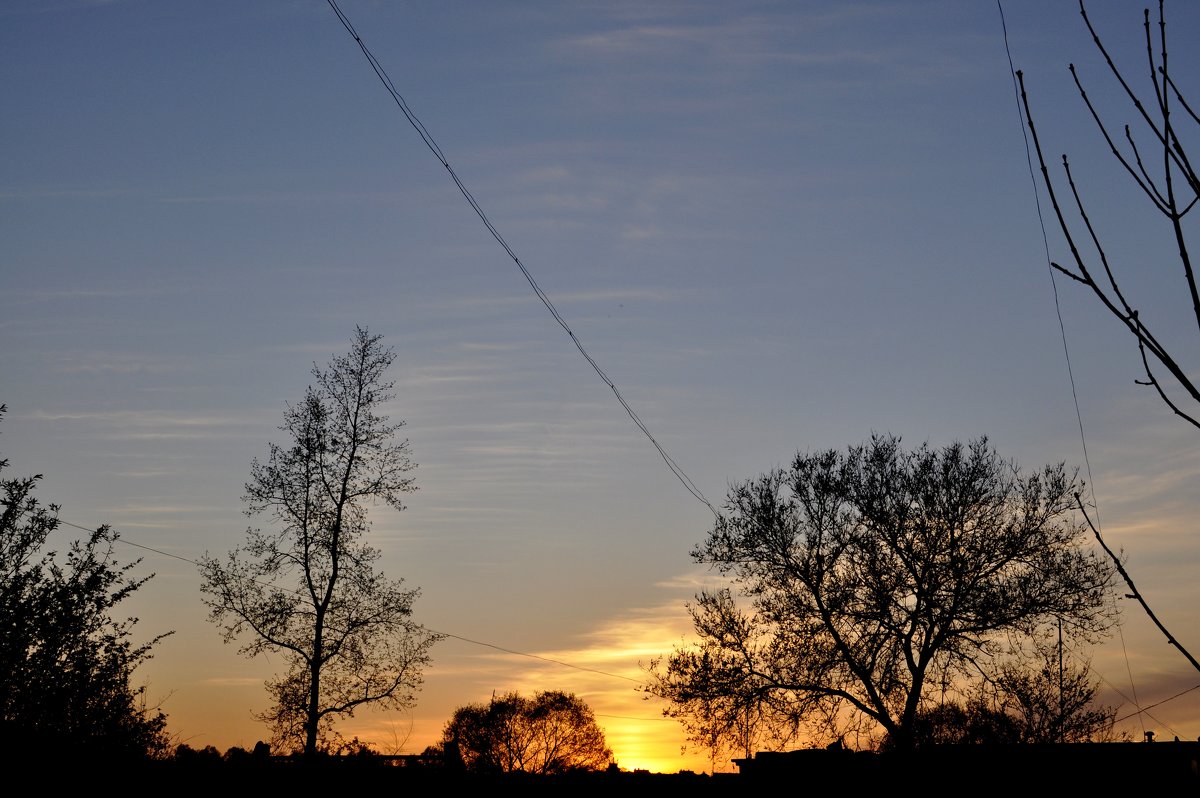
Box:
<box><xmin>1018</xmin><ymin>0</ymin><xmax>1198</xmax><ymax>429</ymax></box>
<box><xmin>200</xmin><ymin>328</ymin><xmax>440</xmax><ymax>758</ymax></box>
<box><xmin>648</xmin><ymin>436</ymin><xmax>1115</xmax><ymax>753</ymax></box>
<box><xmin>1018</xmin><ymin>0</ymin><xmax>1200</xmax><ymax>676</ymax></box>
<box><xmin>987</xmin><ymin>643</ymin><xmax>1119</xmax><ymax>744</ymax></box>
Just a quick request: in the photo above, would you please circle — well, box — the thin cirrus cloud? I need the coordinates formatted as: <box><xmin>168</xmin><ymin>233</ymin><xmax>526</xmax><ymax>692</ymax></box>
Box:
<box><xmin>29</xmin><ymin>409</ymin><xmax>261</xmax><ymax>440</ymax></box>
<box><xmin>553</xmin><ymin>5</ymin><xmax>899</xmax><ymax>62</ymax></box>
<box><xmin>158</xmin><ymin>188</ymin><xmax>446</xmax><ymax>207</ymax></box>
<box><xmin>566</xmin><ymin>23</ymin><xmax>889</xmax><ymax>74</ymax></box>
<box><xmin>201</xmin><ymin>677</ymin><xmax>265</xmax><ymax>689</ymax></box>
<box><xmin>19</xmin><ymin>286</ymin><xmax>168</xmax><ymax>301</ymax></box>
<box><xmin>439</xmin><ymin>288</ymin><xmax>684</xmax><ymax>311</ymax></box>
<box><xmin>46</xmin><ymin>353</ymin><xmax>179</xmax><ymax>375</ymax></box>
<box><xmin>438</xmin><ymin>606</ymin><xmax>690</xmax><ymax>697</ymax></box>
<box><xmin>481</xmin><ymin>575</ymin><xmax>725</xmax><ymax>689</ymax></box>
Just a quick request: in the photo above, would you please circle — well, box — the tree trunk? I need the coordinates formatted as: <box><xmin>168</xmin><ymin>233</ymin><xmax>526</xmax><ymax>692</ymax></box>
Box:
<box><xmin>305</xmin><ymin>617</ymin><xmax>323</xmax><ymax>759</ymax></box>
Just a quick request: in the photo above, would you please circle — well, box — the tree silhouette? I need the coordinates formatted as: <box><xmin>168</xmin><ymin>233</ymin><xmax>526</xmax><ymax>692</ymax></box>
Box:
<box><xmin>0</xmin><ymin>404</ymin><xmax>171</xmax><ymax>759</ymax></box>
<box><xmin>200</xmin><ymin>329</ymin><xmax>440</xmax><ymax>758</ymax></box>
<box><xmin>987</xmin><ymin>644</ymin><xmax>1118</xmax><ymax>743</ymax></box>
<box><xmin>649</xmin><ymin>436</ymin><xmax>1115</xmax><ymax>752</ymax></box>
<box><xmin>888</xmin><ymin>644</ymin><xmax>1117</xmax><ymax>748</ymax></box>
<box><xmin>442</xmin><ymin>691</ymin><xmax>613</xmax><ymax>774</ymax></box>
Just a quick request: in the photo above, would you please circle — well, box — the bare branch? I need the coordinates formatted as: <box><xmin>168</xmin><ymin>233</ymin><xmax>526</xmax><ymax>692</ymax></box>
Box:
<box><xmin>1073</xmin><ymin>492</ymin><xmax>1200</xmax><ymax>674</ymax></box>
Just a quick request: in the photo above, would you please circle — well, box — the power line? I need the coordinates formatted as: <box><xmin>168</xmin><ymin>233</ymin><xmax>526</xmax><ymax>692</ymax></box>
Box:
<box><xmin>432</xmin><ymin>631</ymin><xmax>642</xmax><ymax>685</ymax></box>
<box><xmin>996</xmin><ymin>0</ymin><xmax>1155</xmax><ymax>730</ymax></box>
<box><xmin>596</xmin><ymin>712</ymin><xmax>676</xmax><ymax>723</ymax></box>
<box><xmin>323</xmin><ymin>0</ymin><xmax>716</xmax><ymax>518</ymax></box>
<box><xmin>58</xmin><ymin>518</ymin><xmax>197</xmax><ymax>566</ymax></box>
<box><xmin>57</xmin><ymin>516</ymin><xmax>649</xmax><ymax>688</ymax></box>
<box><xmin>1115</xmin><ymin>682</ymin><xmax>1200</xmax><ymax>726</ymax></box>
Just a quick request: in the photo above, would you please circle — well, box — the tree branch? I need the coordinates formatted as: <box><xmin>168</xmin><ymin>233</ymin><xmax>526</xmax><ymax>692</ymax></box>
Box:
<box><xmin>1073</xmin><ymin>492</ymin><xmax>1200</xmax><ymax>674</ymax></box>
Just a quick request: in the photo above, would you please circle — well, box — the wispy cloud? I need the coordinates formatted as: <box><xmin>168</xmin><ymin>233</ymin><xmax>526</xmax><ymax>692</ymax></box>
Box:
<box><xmin>514</xmin><ymin>165</ymin><xmax>572</xmax><ymax>184</ymax></box>
<box><xmin>556</xmin><ymin>5</ymin><xmax>903</xmax><ymax>64</ymax></box>
<box><xmin>29</xmin><ymin>409</ymin><xmax>261</xmax><ymax>440</ymax></box>
<box><xmin>200</xmin><ymin>677</ymin><xmax>263</xmax><ymax>688</ymax></box>
<box><xmin>100</xmin><ymin>502</ymin><xmax>212</xmax><ymax>516</ymax></box>
<box><xmin>0</xmin><ymin>185</ymin><xmax>144</xmax><ymax>200</ymax></box>
<box><xmin>46</xmin><ymin>352</ymin><xmax>180</xmax><ymax>375</ymax></box>
<box><xmin>443</xmin><ymin>287</ymin><xmax>682</xmax><ymax>310</ymax></box>
<box><xmin>158</xmin><ymin>190</ymin><xmax>429</xmax><ymax>205</ymax></box>
<box><xmin>19</xmin><ymin>286</ymin><xmax>168</xmax><ymax>302</ymax></box>
<box><xmin>458</xmin><ymin>342</ymin><xmax>523</xmax><ymax>352</ymax></box>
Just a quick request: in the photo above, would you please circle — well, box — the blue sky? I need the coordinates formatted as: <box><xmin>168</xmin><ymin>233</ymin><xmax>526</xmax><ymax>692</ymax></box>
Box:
<box><xmin>3</xmin><ymin>0</ymin><xmax>1198</xmax><ymax>769</ymax></box>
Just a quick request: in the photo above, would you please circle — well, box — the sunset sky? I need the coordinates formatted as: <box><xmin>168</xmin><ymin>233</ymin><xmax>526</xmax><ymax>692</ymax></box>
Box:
<box><xmin>3</xmin><ymin>0</ymin><xmax>1198</xmax><ymax>772</ymax></box>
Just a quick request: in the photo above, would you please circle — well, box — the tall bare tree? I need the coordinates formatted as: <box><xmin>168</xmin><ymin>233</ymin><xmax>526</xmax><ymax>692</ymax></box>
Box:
<box><xmin>200</xmin><ymin>328</ymin><xmax>440</xmax><ymax>757</ymax></box>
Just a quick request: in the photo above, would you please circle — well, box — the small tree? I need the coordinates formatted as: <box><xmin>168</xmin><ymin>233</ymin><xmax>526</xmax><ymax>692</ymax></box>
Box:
<box><xmin>648</xmin><ymin>436</ymin><xmax>1115</xmax><ymax>752</ymax></box>
<box><xmin>987</xmin><ymin>644</ymin><xmax>1118</xmax><ymax>744</ymax></box>
<box><xmin>0</xmin><ymin>404</ymin><xmax>171</xmax><ymax>759</ymax></box>
<box><xmin>893</xmin><ymin>649</ymin><xmax>1117</xmax><ymax>748</ymax></box>
<box><xmin>200</xmin><ymin>328</ymin><xmax>440</xmax><ymax>758</ymax></box>
<box><xmin>898</xmin><ymin>701</ymin><xmax>1021</xmax><ymax>748</ymax></box>
<box><xmin>442</xmin><ymin>691</ymin><xmax>613</xmax><ymax>774</ymax></box>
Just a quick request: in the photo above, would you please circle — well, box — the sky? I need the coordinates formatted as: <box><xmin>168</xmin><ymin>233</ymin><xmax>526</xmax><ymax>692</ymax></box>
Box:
<box><xmin>2</xmin><ymin>0</ymin><xmax>1198</xmax><ymax>773</ymax></box>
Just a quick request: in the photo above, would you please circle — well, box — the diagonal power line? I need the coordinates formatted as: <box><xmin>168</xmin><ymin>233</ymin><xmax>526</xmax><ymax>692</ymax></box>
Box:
<box><xmin>57</xmin><ymin>516</ymin><xmax>646</xmax><ymax>687</ymax></box>
<box><xmin>323</xmin><ymin>0</ymin><xmax>716</xmax><ymax>517</ymax></box>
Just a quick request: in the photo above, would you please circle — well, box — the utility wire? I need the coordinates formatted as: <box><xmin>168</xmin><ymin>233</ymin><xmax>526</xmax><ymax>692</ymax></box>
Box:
<box><xmin>58</xmin><ymin>516</ymin><xmax>646</xmax><ymax>688</ymax></box>
<box><xmin>1114</xmin><ymin>682</ymin><xmax>1200</xmax><ymax>726</ymax></box>
<box><xmin>997</xmin><ymin>1</ymin><xmax>1100</xmax><ymax>518</ymax></box>
<box><xmin>433</xmin><ymin>631</ymin><xmax>642</xmax><ymax>684</ymax></box>
<box><xmin>58</xmin><ymin>518</ymin><xmax>202</xmax><ymax>566</ymax></box>
<box><xmin>323</xmin><ymin>0</ymin><xmax>716</xmax><ymax>517</ymax></box>
<box><xmin>996</xmin><ymin>0</ymin><xmax>1154</xmax><ymax>730</ymax></box>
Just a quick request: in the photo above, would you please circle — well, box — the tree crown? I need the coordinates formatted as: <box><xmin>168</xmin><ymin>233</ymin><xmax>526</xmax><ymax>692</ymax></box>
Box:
<box><xmin>442</xmin><ymin>690</ymin><xmax>614</xmax><ymax>774</ymax></box>
<box><xmin>199</xmin><ymin>329</ymin><xmax>437</xmax><ymax>757</ymax></box>
<box><xmin>653</xmin><ymin>435</ymin><xmax>1115</xmax><ymax>753</ymax></box>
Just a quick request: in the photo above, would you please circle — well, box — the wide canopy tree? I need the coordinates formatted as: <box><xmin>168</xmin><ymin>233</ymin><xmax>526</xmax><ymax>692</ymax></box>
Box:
<box><xmin>650</xmin><ymin>435</ymin><xmax>1115</xmax><ymax>752</ymax></box>
<box><xmin>442</xmin><ymin>691</ymin><xmax>613</xmax><ymax>774</ymax></box>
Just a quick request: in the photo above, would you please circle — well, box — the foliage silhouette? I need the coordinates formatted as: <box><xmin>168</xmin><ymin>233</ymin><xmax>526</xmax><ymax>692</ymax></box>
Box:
<box><xmin>885</xmin><ymin>648</ymin><xmax>1117</xmax><ymax>748</ymax></box>
<box><xmin>442</xmin><ymin>690</ymin><xmax>614</xmax><ymax>774</ymax></box>
<box><xmin>0</xmin><ymin>404</ymin><xmax>171</xmax><ymax>759</ymax></box>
